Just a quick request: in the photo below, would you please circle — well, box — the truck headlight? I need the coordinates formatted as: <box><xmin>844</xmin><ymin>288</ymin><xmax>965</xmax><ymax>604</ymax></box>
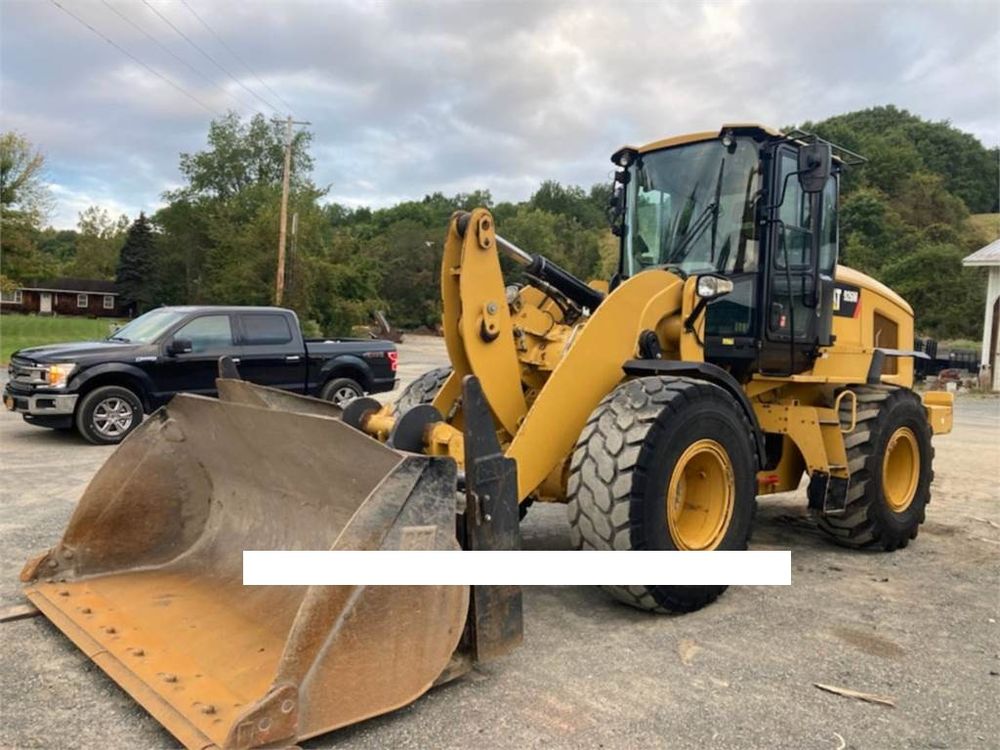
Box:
<box><xmin>46</xmin><ymin>363</ymin><xmax>77</xmax><ymax>389</ymax></box>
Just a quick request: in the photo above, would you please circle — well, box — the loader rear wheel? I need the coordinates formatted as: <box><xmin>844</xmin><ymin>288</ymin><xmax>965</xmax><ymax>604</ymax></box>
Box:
<box><xmin>392</xmin><ymin>366</ymin><xmax>452</xmax><ymax>417</ymax></box>
<box><xmin>567</xmin><ymin>376</ymin><xmax>757</xmax><ymax>614</ymax></box>
<box><xmin>811</xmin><ymin>387</ymin><xmax>933</xmax><ymax>550</ymax></box>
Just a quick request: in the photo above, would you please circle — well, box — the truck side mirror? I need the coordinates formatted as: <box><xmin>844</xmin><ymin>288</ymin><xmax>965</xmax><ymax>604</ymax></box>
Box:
<box><xmin>168</xmin><ymin>338</ymin><xmax>193</xmax><ymax>355</ymax></box>
<box><xmin>798</xmin><ymin>142</ymin><xmax>832</xmax><ymax>193</ymax></box>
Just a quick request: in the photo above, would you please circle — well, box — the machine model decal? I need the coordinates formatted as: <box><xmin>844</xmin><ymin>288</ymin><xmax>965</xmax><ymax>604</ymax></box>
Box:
<box><xmin>832</xmin><ymin>283</ymin><xmax>861</xmax><ymax>318</ymax></box>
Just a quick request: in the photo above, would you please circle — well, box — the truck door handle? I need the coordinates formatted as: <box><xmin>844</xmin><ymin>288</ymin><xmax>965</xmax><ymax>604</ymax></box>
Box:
<box><xmin>231</xmin><ymin>357</ymin><xmax>241</xmax><ymax>364</ymax></box>
<box><xmin>285</xmin><ymin>355</ymin><xmax>301</xmax><ymax>362</ymax></box>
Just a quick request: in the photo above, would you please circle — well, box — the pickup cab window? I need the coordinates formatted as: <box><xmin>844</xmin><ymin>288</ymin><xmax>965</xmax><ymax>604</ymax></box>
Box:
<box><xmin>240</xmin><ymin>314</ymin><xmax>293</xmax><ymax>345</ymax></box>
<box><xmin>175</xmin><ymin>315</ymin><xmax>233</xmax><ymax>352</ymax></box>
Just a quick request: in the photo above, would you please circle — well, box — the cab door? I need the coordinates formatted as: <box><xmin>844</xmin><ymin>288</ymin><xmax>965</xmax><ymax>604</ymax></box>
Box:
<box><xmin>759</xmin><ymin>145</ymin><xmax>821</xmax><ymax>375</ymax></box>
<box><xmin>156</xmin><ymin>313</ymin><xmax>239</xmax><ymax>397</ymax></box>
<box><xmin>233</xmin><ymin>312</ymin><xmax>307</xmax><ymax>392</ymax></box>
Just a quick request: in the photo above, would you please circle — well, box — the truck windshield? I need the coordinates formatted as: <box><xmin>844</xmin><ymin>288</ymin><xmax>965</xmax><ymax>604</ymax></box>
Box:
<box><xmin>107</xmin><ymin>309</ymin><xmax>187</xmax><ymax>343</ymax></box>
<box><xmin>624</xmin><ymin>138</ymin><xmax>761</xmax><ymax>278</ymax></box>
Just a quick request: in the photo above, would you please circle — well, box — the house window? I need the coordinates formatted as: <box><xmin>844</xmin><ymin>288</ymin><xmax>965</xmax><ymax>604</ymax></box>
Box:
<box><xmin>103</xmin><ymin>295</ymin><xmax>115</xmax><ymax>310</ymax></box>
<box><xmin>0</xmin><ymin>289</ymin><xmax>22</xmax><ymax>304</ymax></box>
<box><xmin>77</xmin><ymin>293</ymin><xmax>89</xmax><ymax>308</ymax></box>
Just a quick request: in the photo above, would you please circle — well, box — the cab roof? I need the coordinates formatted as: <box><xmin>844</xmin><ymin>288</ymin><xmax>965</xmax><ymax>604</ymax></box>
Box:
<box><xmin>618</xmin><ymin>123</ymin><xmax>856</xmax><ymax>166</ymax></box>
<box><xmin>630</xmin><ymin>123</ymin><xmax>783</xmax><ymax>154</ymax></box>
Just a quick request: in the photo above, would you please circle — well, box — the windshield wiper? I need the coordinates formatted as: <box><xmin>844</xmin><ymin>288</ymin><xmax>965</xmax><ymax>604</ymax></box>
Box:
<box><xmin>107</xmin><ymin>336</ymin><xmax>130</xmax><ymax>342</ymax></box>
<box><xmin>709</xmin><ymin>159</ymin><xmax>725</xmax><ymax>264</ymax></box>
<box><xmin>666</xmin><ymin>159</ymin><xmax>726</xmax><ymax>266</ymax></box>
<box><xmin>666</xmin><ymin>200</ymin><xmax>717</xmax><ymax>263</ymax></box>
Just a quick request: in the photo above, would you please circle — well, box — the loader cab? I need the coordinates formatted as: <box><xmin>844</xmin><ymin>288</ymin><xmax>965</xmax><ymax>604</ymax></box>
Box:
<box><xmin>613</xmin><ymin>125</ymin><xmax>843</xmax><ymax>379</ymax></box>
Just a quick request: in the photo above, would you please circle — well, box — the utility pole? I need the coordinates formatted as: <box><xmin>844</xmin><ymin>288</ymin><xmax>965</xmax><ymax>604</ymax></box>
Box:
<box><xmin>275</xmin><ymin>115</ymin><xmax>310</xmax><ymax>305</ymax></box>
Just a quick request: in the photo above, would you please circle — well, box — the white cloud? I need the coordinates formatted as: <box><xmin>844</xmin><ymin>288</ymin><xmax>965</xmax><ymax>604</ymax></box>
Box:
<box><xmin>2</xmin><ymin>0</ymin><xmax>997</xmax><ymax>228</ymax></box>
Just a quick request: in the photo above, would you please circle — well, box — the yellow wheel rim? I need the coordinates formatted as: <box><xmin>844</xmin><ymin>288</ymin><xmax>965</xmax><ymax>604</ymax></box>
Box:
<box><xmin>665</xmin><ymin>439</ymin><xmax>735</xmax><ymax>550</ymax></box>
<box><xmin>882</xmin><ymin>426</ymin><xmax>920</xmax><ymax>512</ymax></box>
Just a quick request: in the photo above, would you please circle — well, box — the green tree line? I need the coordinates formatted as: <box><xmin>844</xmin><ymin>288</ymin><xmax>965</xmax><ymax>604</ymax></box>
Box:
<box><xmin>2</xmin><ymin>106</ymin><xmax>996</xmax><ymax>340</ymax></box>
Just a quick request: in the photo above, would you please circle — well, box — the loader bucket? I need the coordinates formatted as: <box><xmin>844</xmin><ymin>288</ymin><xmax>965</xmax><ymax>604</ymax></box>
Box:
<box><xmin>21</xmin><ymin>391</ymin><xmax>469</xmax><ymax>750</ymax></box>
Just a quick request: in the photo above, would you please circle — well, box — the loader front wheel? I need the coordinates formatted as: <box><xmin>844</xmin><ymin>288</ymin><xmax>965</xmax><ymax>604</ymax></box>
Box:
<box><xmin>811</xmin><ymin>387</ymin><xmax>933</xmax><ymax>550</ymax></box>
<box><xmin>392</xmin><ymin>366</ymin><xmax>452</xmax><ymax>416</ymax></box>
<box><xmin>567</xmin><ymin>376</ymin><xmax>757</xmax><ymax>614</ymax></box>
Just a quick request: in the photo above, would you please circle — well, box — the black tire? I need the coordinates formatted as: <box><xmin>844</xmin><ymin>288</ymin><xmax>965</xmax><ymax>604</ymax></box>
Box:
<box><xmin>320</xmin><ymin>377</ymin><xmax>364</xmax><ymax>407</ymax></box>
<box><xmin>389</xmin><ymin>366</ymin><xmax>532</xmax><ymax>520</ymax></box>
<box><xmin>810</xmin><ymin>386</ymin><xmax>933</xmax><ymax>550</ymax></box>
<box><xmin>567</xmin><ymin>376</ymin><xmax>758</xmax><ymax>614</ymax></box>
<box><xmin>75</xmin><ymin>385</ymin><xmax>143</xmax><ymax>445</ymax></box>
<box><xmin>391</xmin><ymin>366</ymin><xmax>452</xmax><ymax>417</ymax></box>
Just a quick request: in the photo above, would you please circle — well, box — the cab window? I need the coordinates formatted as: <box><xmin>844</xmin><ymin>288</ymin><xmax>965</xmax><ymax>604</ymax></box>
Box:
<box><xmin>775</xmin><ymin>151</ymin><xmax>813</xmax><ymax>269</ymax></box>
<box><xmin>174</xmin><ymin>315</ymin><xmax>233</xmax><ymax>353</ymax></box>
<box><xmin>240</xmin><ymin>314</ymin><xmax>293</xmax><ymax>345</ymax></box>
<box><xmin>818</xmin><ymin>175</ymin><xmax>839</xmax><ymax>274</ymax></box>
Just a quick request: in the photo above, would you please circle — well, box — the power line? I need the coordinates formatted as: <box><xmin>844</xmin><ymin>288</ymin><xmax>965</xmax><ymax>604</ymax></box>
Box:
<box><xmin>178</xmin><ymin>0</ymin><xmax>295</xmax><ymax>115</ymax></box>
<box><xmin>139</xmin><ymin>0</ymin><xmax>281</xmax><ymax>115</ymax></box>
<box><xmin>100</xmin><ymin>0</ymin><xmax>256</xmax><ymax>115</ymax></box>
<box><xmin>47</xmin><ymin>0</ymin><xmax>221</xmax><ymax>117</ymax></box>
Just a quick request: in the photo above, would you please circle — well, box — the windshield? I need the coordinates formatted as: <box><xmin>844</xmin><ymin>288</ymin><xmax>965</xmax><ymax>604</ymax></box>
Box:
<box><xmin>624</xmin><ymin>138</ymin><xmax>761</xmax><ymax>277</ymax></box>
<box><xmin>108</xmin><ymin>309</ymin><xmax>187</xmax><ymax>343</ymax></box>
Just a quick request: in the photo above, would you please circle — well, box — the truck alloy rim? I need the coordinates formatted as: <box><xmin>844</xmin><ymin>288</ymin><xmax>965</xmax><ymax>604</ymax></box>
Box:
<box><xmin>882</xmin><ymin>426</ymin><xmax>920</xmax><ymax>512</ymax></box>
<box><xmin>93</xmin><ymin>398</ymin><xmax>134</xmax><ymax>438</ymax></box>
<box><xmin>332</xmin><ymin>386</ymin><xmax>360</xmax><ymax>407</ymax></box>
<box><xmin>665</xmin><ymin>439</ymin><xmax>735</xmax><ymax>550</ymax></box>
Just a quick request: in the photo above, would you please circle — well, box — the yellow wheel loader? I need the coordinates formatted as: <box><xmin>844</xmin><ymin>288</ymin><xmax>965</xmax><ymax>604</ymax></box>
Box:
<box><xmin>21</xmin><ymin>124</ymin><xmax>952</xmax><ymax>748</ymax></box>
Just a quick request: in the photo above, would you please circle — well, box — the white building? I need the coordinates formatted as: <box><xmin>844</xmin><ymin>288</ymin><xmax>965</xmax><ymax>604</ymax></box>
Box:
<box><xmin>963</xmin><ymin>238</ymin><xmax>1000</xmax><ymax>391</ymax></box>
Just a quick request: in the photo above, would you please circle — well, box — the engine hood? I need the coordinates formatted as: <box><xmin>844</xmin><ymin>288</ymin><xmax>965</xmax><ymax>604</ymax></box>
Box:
<box><xmin>12</xmin><ymin>340</ymin><xmax>151</xmax><ymax>364</ymax></box>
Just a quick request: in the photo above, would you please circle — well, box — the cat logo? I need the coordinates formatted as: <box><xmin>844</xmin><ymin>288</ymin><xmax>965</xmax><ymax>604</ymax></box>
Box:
<box><xmin>832</xmin><ymin>284</ymin><xmax>861</xmax><ymax>317</ymax></box>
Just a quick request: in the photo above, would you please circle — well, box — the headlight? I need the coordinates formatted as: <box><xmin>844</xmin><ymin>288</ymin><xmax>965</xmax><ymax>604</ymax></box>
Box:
<box><xmin>46</xmin><ymin>363</ymin><xmax>77</xmax><ymax>389</ymax></box>
<box><xmin>696</xmin><ymin>275</ymin><xmax>735</xmax><ymax>300</ymax></box>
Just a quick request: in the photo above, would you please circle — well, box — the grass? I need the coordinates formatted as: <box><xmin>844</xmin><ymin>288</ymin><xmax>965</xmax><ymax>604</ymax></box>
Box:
<box><xmin>0</xmin><ymin>313</ymin><xmax>125</xmax><ymax>365</ymax></box>
<box><xmin>968</xmin><ymin>213</ymin><xmax>1000</xmax><ymax>245</ymax></box>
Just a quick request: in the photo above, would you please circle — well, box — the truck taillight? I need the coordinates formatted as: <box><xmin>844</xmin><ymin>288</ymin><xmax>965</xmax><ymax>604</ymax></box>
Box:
<box><xmin>387</xmin><ymin>351</ymin><xmax>398</xmax><ymax>372</ymax></box>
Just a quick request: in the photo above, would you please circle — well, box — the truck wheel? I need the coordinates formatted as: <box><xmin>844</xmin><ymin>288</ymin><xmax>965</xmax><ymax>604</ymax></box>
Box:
<box><xmin>810</xmin><ymin>387</ymin><xmax>933</xmax><ymax>550</ymax></box>
<box><xmin>391</xmin><ymin>366</ymin><xmax>452</xmax><ymax>417</ymax></box>
<box><xmin>320</xmin><ymin>377</ymin><xmax>364</xmax><ymax>408</ymax></box>
<box><xmin>567</xmin><ymin>376</ymin><xmax>757</xmax><ymax>614</ymax></box>
<box><xmin>76</xmin><ymin>385</ymin><xmax>143</xmax><ymax>445</ymax></box>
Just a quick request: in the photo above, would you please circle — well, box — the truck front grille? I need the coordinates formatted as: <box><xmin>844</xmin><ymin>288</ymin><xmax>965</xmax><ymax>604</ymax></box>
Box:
<box><xmin>9</xmin><ymin>357</ymin><xmax>48</xmax><ymax>386</ymax></box>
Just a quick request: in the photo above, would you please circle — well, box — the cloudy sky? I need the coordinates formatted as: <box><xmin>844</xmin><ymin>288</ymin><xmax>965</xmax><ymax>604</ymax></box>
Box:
<box><xmin>2</xmin><ymin>0</ymin><xmax>998</xmax><ymax>228</ymax></box>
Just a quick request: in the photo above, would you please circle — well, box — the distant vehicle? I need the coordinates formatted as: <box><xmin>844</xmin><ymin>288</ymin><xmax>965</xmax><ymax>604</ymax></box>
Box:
<box><xmin>3</xmin><ymin>306</ymin><xmax>397</xmax><ymax>444</ymax></box>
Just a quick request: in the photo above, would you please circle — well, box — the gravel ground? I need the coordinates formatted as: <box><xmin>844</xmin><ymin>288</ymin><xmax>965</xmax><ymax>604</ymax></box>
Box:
<box><xmin>1</xmin><ymin>335</ymin><xmax>998</xmax><ymax>750</ymax></box>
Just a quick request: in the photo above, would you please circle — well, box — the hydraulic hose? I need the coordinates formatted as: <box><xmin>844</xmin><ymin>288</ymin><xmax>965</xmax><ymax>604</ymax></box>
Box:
<box><xmin>455</xmin><ymin>211</ymin><xmax>604</xmax><ymax>311</ymax></box>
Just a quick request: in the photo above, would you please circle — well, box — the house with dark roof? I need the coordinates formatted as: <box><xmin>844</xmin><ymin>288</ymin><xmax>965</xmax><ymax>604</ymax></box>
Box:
<box><xmin>0</xmin><ymin>278</ymin><xmax>123</xmax><ymax>318</ymax></box>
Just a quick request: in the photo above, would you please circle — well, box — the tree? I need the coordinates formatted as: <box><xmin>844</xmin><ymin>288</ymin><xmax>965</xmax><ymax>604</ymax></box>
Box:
<box><xmin>881</xmin><ymin>244</ymin><xmax>984</xmax><ymax>338</ymax></box>
<box><xmin>0</xmin><ymin>131</ymin><xmax>50</xmax><ymax>219</ymax></box>
<box><xmin>115</xmin><ymin>213</ymin><xmax>157</xmax><ymax>314</ymax></box>
<box><xmin>173</xmin><ymin>112</ymin><xmax>312</xmax><ymax>201</ymax></box>
<box><xmin>0</xmin><ymin>132</ymin><xmax>54</xmax><ymax>281</ymax></box>
<box><xmin>70</xmin><ymin>206</ymin><xmax>129</xmax><ymax>279</ymax></box>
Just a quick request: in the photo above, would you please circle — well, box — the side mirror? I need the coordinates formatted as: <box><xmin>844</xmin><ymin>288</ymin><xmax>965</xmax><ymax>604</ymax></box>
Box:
<box><xmin>798</xmin><ymin>142</ymin><xmax>832</xmax><ymax>193</ymax></box>
<box><xmin>608</xmin><ymin>182</ymin><xmax>627</xmax><ymax>236</ymax></box>
<box><xmin>167</xmin><ymin>337</ymin><xmax>193</xmax><ymax>355</ymax></box>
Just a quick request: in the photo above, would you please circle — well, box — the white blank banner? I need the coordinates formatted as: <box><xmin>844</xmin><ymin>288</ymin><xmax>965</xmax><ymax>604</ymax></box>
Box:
<box><xmin>243</xmin><ymin>550</ymin><xmax>791</xmax><ymax>586</ymax></box>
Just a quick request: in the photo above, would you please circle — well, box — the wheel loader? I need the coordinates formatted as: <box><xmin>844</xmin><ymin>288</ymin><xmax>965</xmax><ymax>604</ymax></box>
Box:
<box><xmin>21</xmin><ymin>124</ymin><xmax>953</xmax><ymax>749</ymax></box>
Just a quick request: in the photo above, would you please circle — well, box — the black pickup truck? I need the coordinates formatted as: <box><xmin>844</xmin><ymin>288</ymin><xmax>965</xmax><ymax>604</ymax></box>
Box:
<box><xmin>3</xmin><ymin>306</ymin><xmax>397</xmax><ymax>444</ymax></box>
